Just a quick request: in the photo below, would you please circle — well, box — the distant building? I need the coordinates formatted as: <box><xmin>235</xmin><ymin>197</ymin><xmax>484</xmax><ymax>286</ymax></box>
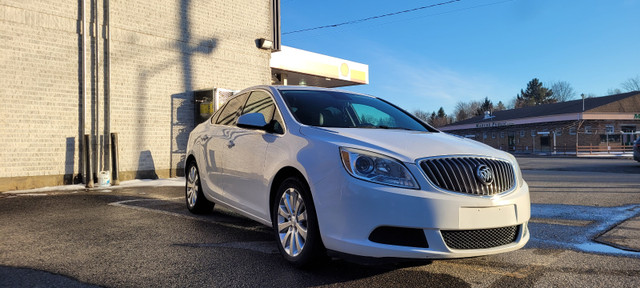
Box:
<box><xmin>440</xmin><ymin>92</ymin><xmax>640</xmax><ymax>153</ymax></box>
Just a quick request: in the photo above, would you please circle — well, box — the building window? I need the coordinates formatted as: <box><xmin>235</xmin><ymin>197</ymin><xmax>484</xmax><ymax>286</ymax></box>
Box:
<box><xmin>531</xmin><ymin>130</ymin><xmax>536</xmax><ymax>136</ymax></box>
<box><xmin>585</xmin><ymin>126</ymin><xmax>592</xmax><ymax>134</ymax></box>
<box><xmin>492</xmin><ymin>132</ymin><xmax>496</xmax><ymax>139</ymax></box>
<box><xmin>483</xmin><ymin>132</ymin><xmax>487</xmax><ymax>139</ymax></box>
<box><xmin>569</xmin><ymin>127</ymin><xmax>576</xmax><ymax>135</ymax></box>
<box><xmin>605</xmin><ymin>125</ymin><xmax>614</xmax><ymax>135</ymax></box>
<box><xmin>555</xmin><ymin>128</ymin><xmax>562</xmax><ymax>136</ymax></box>
<box><xmin>500</xmin><ymin>132</ymin><xmax>505</xmax><ymax>138</ymax></box>
<box><xmin>621</xmin><ymin>125</ymin><xmax>636</xmax><ymax>134</ymax></box>
<box><xmin>601</xmin><ymin>134</ymin><xmax>621</xmax><ymax>143</ymax></box>
<box><xmin>520</xmin><ymin>130</ymin><xmax>525</xmax><ymax>137</ymax></box>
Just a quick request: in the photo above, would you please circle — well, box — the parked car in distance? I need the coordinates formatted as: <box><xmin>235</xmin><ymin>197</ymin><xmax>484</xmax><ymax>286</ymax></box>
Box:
<box><xmin>634</xmin><ymin>137</ymin><xmax>640</xmax><ymax>162</ymax></box>
<box><xmin>185</xmin><ymin>85</ymin><xmax>531</xmax><ymax>266</ymax></box>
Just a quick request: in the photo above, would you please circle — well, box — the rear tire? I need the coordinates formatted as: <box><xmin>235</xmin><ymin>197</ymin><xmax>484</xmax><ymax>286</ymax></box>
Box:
<box><xmin>272</xmin><ymin>177</ymin><xmax>325</xmax><ymax>267</ymax></box>
<box><xmin>185</xmin><ymin>161</ymin><xmax>214</xmax><ymax>214</ymax></box>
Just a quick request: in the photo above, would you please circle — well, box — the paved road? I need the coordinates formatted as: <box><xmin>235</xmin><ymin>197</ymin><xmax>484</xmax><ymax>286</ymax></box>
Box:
<box><xmin>519</xmin><ymin>156</ymin><xmax>640</xmax><ymax>207</ymax></box>
<box><xmin>1</xmin><ymin>157</ymin><xmax>639</xmax><ymax>287</ymax></box>
<box><xmin>517</xmin><ymin>156</ymin><xmax>640</xmax><ymax>175</ymax></box>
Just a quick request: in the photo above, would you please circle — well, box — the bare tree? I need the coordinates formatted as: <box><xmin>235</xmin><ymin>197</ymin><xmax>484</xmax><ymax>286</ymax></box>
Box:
<box><xmin>413</xmin><ymin>109</ymin><xmax>430</xmax><ymax>122</ymax></box>
<box><xmin>453</xmin><ymin>100</ymin><xmax>481</xmax><ymax>122</ymax></box>
<box><xmin>550</xmin><ymin>81</ymin><xmax>576</xmax><ymax>102</ymax></box>
<box><xmin>621</xmin><ymin>76</ymin><xmax>640</xmax><ymax>92</ymax></box>
<box><xmin>607</xmin><ymin>88</ymin><xmax>623</xmax><ymax>95</ymax></box>
<box><xmin>453</xmin><ymin>101</ymin><xmax>470</xmax><ymax>122</ymax></box>
<box><xmin>507</xmin><ymin>98</ymin><xmax>517</xmax><ymax>109</ymax></box>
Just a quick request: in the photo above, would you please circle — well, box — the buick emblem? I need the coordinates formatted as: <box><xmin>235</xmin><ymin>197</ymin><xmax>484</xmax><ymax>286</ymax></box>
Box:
<box><xmin>476</xmin><ymin>164</ymin><xmax>494</xmax><ymax>186</ymax></box>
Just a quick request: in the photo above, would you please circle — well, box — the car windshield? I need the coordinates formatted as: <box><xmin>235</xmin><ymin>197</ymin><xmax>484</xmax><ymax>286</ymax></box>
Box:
<box><xmin>280</xmin><ymin>90</ymin><xmax>437</xmax><ymax>132</ymax></box>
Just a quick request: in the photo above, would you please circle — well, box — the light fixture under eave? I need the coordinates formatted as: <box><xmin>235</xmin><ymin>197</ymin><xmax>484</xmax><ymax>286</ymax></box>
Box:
<box><xmin>257</xmin><ymin>38</ymin><xmax>273</xmax><ymax>50</ymax></box>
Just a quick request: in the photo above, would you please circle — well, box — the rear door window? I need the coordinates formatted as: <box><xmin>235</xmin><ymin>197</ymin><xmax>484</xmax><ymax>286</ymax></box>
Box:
<box><xmin>216</xmin><ymin>93</ymin><xmax>248</xmax><ymax>126</ymax></box>
<box><xmin>242</xmin><ymin>91</ymin><xmax>276</xmax><ymax>123</ymax></box>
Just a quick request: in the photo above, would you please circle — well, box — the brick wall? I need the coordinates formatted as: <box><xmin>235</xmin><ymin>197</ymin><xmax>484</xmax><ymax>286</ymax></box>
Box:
<box><xmin>0</xmin><ymin>2</ymin><xmax>80</xmax><ymax>185</ymax></box>
<box><xmin>0</xmin><ymin>0</ymin><xmax>273</xmax><ymax>191</ymax></box>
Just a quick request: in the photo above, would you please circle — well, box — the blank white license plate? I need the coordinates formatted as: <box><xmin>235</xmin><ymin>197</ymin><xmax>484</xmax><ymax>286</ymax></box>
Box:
<box><xmin>459</xmin><ymin>205</ymin><xmax>517</xmax><ymax>229</ymax></box>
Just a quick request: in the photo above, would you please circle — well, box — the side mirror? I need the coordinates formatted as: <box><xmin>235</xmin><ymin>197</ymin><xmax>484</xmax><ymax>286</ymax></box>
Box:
<box><xmin>237</xmin><ymin>113</ymin><xmax>268</xmax><ymax>130</ymax></box>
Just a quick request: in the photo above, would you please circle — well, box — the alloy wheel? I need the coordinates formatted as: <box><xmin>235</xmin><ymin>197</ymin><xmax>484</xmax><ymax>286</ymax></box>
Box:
<box><xmin>277</xmin><ymin>187</ymin><xmax>308</xmax><ymax>257</ymax></box>
<box><xmin>186</xmin><ymin>164</ymin><xmax>199</xmax><ymax>208</ymax></box>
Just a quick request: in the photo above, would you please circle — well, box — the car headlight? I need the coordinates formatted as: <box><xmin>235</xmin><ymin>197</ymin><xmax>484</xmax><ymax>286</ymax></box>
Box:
<box><xmin>340</xmin><ymin>147</ymin><xmax>419</xmax><ymax>189</ymax></box>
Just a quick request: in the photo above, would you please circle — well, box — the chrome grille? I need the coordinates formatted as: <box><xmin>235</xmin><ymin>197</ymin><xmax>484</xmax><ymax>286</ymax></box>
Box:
<box><xmin>419</xmin><ymin>157</ymin><xmax>515</xmax><ymax>196</ymax></box>
<box><xmin>442</xmin><ymin>225</ymin><xmax>519</xmax><ymax>250</ymax></box>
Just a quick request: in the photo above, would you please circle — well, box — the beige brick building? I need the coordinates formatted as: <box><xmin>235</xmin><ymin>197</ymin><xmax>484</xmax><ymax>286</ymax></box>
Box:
<box><xmin>0</xmin><ymin>0</ymin><xmax>277</xmax><ymax>191</ymax></box>
<box><xmin>440</xmin><ymin>92</ymin><xmax>640</xmax><ymax>154</ymax></box>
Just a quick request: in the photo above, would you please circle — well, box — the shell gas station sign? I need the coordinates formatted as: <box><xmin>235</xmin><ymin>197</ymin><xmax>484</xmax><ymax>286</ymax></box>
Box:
<box><xmin>270</xmin><ymin>46</ymin><xmax>368</xmax><ymax>88</ymax></box>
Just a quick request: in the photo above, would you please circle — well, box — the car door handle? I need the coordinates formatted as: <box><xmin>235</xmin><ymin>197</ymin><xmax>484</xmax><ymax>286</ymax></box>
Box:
<box><xmin>227</xmin><ymin>141</ymin><xmax>235</xmax><ymax>148</ymax></box>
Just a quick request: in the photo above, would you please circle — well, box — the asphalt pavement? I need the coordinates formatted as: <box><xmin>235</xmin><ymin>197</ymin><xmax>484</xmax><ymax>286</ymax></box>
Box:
<box><xmin>1</xmin><ymin>157</ymin><xmax>639</xmax><ymax>287</ymax></box>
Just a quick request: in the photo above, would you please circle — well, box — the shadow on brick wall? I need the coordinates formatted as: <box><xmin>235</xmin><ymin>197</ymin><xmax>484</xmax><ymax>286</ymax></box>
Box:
<box><xmin>166</xmin><ymin>0</ymin><xmax>218</xmax><ymax>177</ymax></box>
<box><xmin>171</xmin><ymin>92</ymin><xmax>195</xmax><ymax>177</ymax></box>
<box><xmin>64</xmin><ymin>137</ymin><xmax>81</xmax><ymax>184</ymax></box>
<box><xmin>136</xmin><ymin>150</ymin><xmax>158</xmax><ymax>179</ymax></box>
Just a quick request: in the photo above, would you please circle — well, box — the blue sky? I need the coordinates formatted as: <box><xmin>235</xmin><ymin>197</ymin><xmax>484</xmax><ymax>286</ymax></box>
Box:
<box><xmin>280</xmin><ymin>0</ymin><xmax>640</xmax><ymax>115</ymax></box>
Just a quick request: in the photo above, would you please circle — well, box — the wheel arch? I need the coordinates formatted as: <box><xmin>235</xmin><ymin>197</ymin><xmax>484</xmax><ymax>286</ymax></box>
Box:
<box><xmin>269</xmin><ymin>166</ymin><xmax>311</xmax><ymax>223</ymax></box>
<box><xmin>185</xmin><ymin>154</ymin><xmax>197</xmax><ymax>175</ymax></box>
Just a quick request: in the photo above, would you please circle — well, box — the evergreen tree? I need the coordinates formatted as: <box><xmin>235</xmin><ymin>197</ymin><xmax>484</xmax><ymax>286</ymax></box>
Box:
<box><xmin>427</xmin><ymin>107</ymin><xmax>450</xmax><ymax>127</ymax></box>
<box><xmin>475</xmin><ymin>97</ymin><xmax>493</xmax><ymax>116</ymax></box>
<box><xmin>516</xmin><ymin>78</ymin><xmax>556</xmax><ymax>108</ymax></box>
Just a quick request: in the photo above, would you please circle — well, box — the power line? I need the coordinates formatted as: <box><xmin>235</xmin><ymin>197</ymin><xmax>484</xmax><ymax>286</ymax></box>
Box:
<box><xmin>283</xmin><ymin>0</ymin><xmax>462</xmax><ymax>35</ymax></box>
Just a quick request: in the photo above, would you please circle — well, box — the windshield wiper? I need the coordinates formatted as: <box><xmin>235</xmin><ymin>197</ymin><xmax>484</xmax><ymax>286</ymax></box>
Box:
<box><xmin>375</xmin><ymin>125</ymin><xmax>415</xmax><ymax>131</ymax></box>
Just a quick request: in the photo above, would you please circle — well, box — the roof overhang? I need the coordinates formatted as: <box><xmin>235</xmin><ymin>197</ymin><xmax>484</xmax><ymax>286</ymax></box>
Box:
<box><xmin>270</xmin><ymin>46</ymin><xmax>369</xmax><ymax>88</ymax></box>
<box><xmin>441</xmin><ymin>112</ymin><xmax>640</xmax><ymax>131</ymax></box>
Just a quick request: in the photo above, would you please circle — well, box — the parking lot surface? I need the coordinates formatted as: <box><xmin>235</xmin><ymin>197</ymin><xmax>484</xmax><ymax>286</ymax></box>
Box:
<box><xmin>1</xmin><ymin>157</ymin><xmax>639</xmax><ymax>287</ymax></box>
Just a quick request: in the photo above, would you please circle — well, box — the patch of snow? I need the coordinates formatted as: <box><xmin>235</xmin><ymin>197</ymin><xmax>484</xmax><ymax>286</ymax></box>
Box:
<box><xmin>3</xmin><ymin>177</ymin><xmax>185</xmax><ymax>195</ymax></box>
<box><xmin>529</xmin><ymin>203</ymin><xmax>640</xmax><ymax>257</ymax></box>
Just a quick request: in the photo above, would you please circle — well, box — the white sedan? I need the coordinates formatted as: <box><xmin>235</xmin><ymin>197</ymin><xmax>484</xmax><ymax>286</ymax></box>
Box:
<box><xmin>185</xmin><ymin>85</ymin><xmax>530</xmax><ymax>266</ymax></box>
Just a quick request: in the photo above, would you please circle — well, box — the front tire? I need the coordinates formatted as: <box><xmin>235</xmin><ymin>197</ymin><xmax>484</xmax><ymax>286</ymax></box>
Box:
<box><xmin>186</xmin><ymin>161</ymin><xmax>214</xmax><ymax>214</ymax></box>
<box><xmin>272</xmin><ymin>177</ymin><xmax>325</xmax><ymax>267</ymax></box>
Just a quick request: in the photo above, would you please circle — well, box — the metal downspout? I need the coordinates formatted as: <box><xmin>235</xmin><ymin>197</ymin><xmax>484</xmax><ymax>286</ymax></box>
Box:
<box><xmin>82</xmin><ymin>0</ymin><xmax>92</xmax><ymax>187</ymax></box>
<box><xmin>104</xmin><ymin>0</ymin><xmax>113</xmax><ymax>184</ymax></box>
<box><xmin>93</xmin><ymin>0</ymin><xmax>100</xmax><ymax>180</ymax></box>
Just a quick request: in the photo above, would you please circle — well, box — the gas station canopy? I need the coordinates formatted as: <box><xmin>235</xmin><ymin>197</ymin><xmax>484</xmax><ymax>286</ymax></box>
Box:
<box><xmin>271</xmin><ymin>46</ymin><xmax>369</xmax><ymax>88</ymax></box>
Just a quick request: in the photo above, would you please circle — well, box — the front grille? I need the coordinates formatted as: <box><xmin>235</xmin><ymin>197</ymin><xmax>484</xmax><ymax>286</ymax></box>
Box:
<box><xmin>442</xmin><ymin>225</ymin><xmax>519</xmax><ymax>250</ymax></box>
<box><xmin>419</xmin><ymin>157</ymin><xmax>515</xmax><ymax>196</ymax></box>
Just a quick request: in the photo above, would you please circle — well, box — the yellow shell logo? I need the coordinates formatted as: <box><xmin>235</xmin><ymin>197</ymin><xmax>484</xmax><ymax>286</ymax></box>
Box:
<box><xmin>340</xmin><ymin>63</ymin><xmax>350</xmax><ymax>77</ymax></box>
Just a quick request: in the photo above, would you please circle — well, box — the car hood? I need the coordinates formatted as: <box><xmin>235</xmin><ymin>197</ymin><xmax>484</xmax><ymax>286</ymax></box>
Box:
<box><xmin>300</xmin><ymin>127</ymin><xmax>511</xmax><ymax>163</ymax></box>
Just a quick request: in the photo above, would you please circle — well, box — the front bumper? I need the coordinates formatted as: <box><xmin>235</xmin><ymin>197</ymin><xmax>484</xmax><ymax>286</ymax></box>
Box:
<box><xmin>311</xmin><ymin>164</ymin><xmax>531</xmax><ymax>259</ymax></box>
